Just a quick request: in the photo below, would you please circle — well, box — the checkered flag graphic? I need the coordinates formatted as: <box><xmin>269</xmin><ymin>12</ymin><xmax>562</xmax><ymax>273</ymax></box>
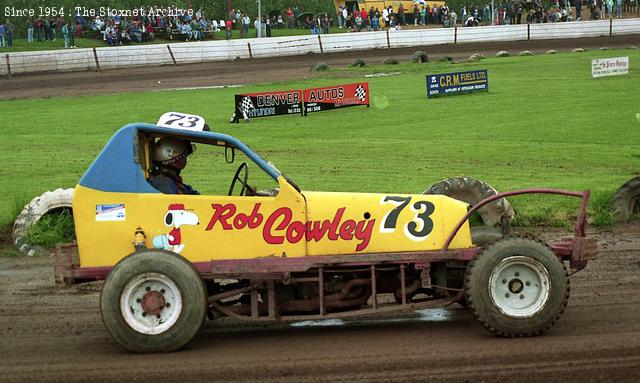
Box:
<box><xmin>354</xmin><ymin>85</ymin><xmax>367</xmax><ymax>102</ymax></box>
<box><xmin>239</xmin><ymin>96</ymin><xmax>255</xmax><ymax>120</ymax></box>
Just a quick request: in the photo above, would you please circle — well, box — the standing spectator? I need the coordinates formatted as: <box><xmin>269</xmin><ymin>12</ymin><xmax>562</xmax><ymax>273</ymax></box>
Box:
<box><xmin>68</xmin><ymin>22</ymin><xmax>76</xmax><ymax>48</ymax></box>
<box><xmin>450</xmin><ymin>9</ymin><xmax>458</xmax><ymax>25</ymax></box>
<box><xmin>265</xmin><ymin>17</ymin><xmax>272</xmax><ymax>37</ymax></box>
<box><xmin>26</xmin><ymin>16</ymin><xmax>34</xmax><ymax>44</ymax></box>
<box><xmin>388</xmin><ymin>5</ymin><xmax>396</xmax><ymax>26</ymax></box>
<box><xmin>342</xmin><ymin>6</ymin><xmax>348</xmax><ymax>28</ymax></box>
<box><xmin>34</xmin><ymin>17</ymin><xmax>43</xmax><ymax>42</ymax></box>
<box><xmin>4</xmin><ymin>19</ymin><xmax>14</xmax><ymax>47</ymax></box>
<box><xmin>229</xmin><ymin>8</ymin><xmax>236</xmax><ymax>27</ymax></box>
<box><xmin>337</xmin><ymin>6</ymin><xmax>344</xmax><ymax>28</ymax></box>
<box><xmin>616</xmin><ymin>0</ymin><xmax>623</xmax><ymax>16</ymax></box>
<box><xmin>75</xmin><ymin>21</ymin><xmax>82</xmax><ymax>38</ymax></box>
<box><xmin>144</xmin><ymin>23</ymin><xmax>155</xmax><ymax>41</ymax></box>
<box><xmin>576</xmin><ymin>0</ymin><xmax>583</xmax><ymax>19</ymax></box>
<box><xmin>413</xmin><ymin>4</ymin><xmax>420</xmax><ymax>24</ymax></box>
<box><xmin>382</xmin><ymin>7</ymin><xmax>389</xmax><ymax>27</ymax></box>
<box><xmin>43</xmin><ymin>17</ymin><xmax>51</xmax><ymax>41</ymax></box>
<box><xmin>235</xmin><ymin>10</ymin><xmax>242</xmax><ymax>30</ymax></box>
<box><xmin>225</xmin><ymin>19</ymin><xmax>232</xmax><ymax>39</ymax></box>
<box><xmin>242</xmin><ymin>14</ymin><xmax>250</xmax><ymax>37</ymax></box>
<box><xmin>398</xmin><ymin>3</ymin><xmax>406</xmax><ymax>25</ymax></box>
<box><xmin>420</xmin><ymin>6</ymin><xmax>427</xmax><ymax>24</ymax></box>
<box><xmin>355</xmin><ymin>12</ymin><xmax>363</xmax><ymax>31</ymax></box>
<box><xmin>606</xmin><ymin>0</ymin><xmax>614</xmax><ymax>16</ymax></box>
<box><xmin>601</xmin><ymin>0</ymin><xmax>606</xmax><ymax>18</ymax></box>
<box><xmin>50</xmin><ymin>16</ymin><xmax>58</xmax><ymax>40</ymax></box>
<box><xmin>61</xmin><ymin>21</ymin><xmax>70</xmax><ymax>48</ymax></box>
<box><xmin>287</xmin><ymin>7</ymin><xmax>294</xmax><ymax>28</ymax></box>
<box><xmin>254</xmin><ymin>17</ymin><xmax>261</xmax><ymax>37</ymax></box>
<box><xmin>371</xmin><ymin>9</ymin><xmax>381</xmax><ymax>30</ymax></box>
<box><xmin>321</xmin><ymin>14</ymin><xmax>330</xmax><ymax>34</ymax></box>
<box><xmin>515</xmin><ymin>1</ymin><xmax>523</xmax><ymax>23</ymax></box>
<box><xmin>0</xmin><ymin>22</ymin><xmax>4</xmax><ymax>48</ymax></box>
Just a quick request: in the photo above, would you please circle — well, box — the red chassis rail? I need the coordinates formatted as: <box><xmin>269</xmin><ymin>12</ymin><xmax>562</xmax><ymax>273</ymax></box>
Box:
<box><xmin>55</xmin><ymin>188</ymin><xmax>597</xmax><ymax>285</ymax></box>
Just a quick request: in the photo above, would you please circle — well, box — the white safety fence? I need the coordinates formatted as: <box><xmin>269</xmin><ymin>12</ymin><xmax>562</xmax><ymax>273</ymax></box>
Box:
<box><xmin>1</xmin><ymin>18</ymin><xmax>639</xmax><ymax>76</ymax></box>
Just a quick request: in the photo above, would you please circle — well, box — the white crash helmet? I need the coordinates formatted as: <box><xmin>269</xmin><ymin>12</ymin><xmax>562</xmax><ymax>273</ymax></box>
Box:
<box><xmin>152</xmin><ymin>137</ymin><xmax>193</xmax><ymax>167</ymax></box>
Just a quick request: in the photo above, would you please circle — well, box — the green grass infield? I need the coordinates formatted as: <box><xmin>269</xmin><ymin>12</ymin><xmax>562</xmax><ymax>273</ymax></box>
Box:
<box><xmin>1</xmin><ymin>48</ymin><xmax>638</xmax><ymax>229</ymax></box>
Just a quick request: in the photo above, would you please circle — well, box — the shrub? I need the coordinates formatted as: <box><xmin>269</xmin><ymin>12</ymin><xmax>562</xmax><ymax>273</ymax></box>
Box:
<box><xmin>383</xmin><ymin>57</ymin><xmax>399</xmax><ymax>65</ymax></box>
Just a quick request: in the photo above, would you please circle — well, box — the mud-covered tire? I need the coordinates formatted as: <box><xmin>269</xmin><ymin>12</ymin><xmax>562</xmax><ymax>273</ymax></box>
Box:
<box><xmin>12</xmin><ymin>188</ymin><xmax>75</xmax><ymax>256</ymax></box>
<box><xmin>612</xmin><ymin>176</ymin><xmax>640</xmax><ymax>223</ymax></box>
<box><xmin>425</xmin><ymin>176</ymin><xmax>514</xmax><ymax>227</ymax></box>
<box><xmin>100</xmin><ymin>250</ymin><xmax>207</xmax><ymax>353</ymax></box>
<box><xmin>464</xmin><ymin>237</ymin><xmax>569</xmax><ymax>337</ymax></box>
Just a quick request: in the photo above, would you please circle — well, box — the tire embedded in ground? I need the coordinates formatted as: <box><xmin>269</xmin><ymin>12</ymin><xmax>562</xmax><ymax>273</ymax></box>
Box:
<box><xmin>424</xmin><ymin>176</ymin><xmax>515</xmax><ymax>227</ymax></box>
<box><xmin>12</xmin><ymin>188</ymin><xmax>75</xmax><ymax>256</ymax></box>
<box><xmin>100</xmin><ymin>250</ymin><xmax>207</xmax><ymax>353</ymax></box>
<box><xmin>612</xmin><ymin>176</ymin><xmax>640</xmax><ymax>223</ymax></box>
<box><xmin>464</xmin><ymin>237</ymin><xmax>569</xmax><ymax>337</ymax></box>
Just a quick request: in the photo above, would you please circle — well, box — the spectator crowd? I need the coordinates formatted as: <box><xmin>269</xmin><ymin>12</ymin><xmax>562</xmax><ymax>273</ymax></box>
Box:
<box><xmin>0</xmin><ymin>1</ymin><xmax>638</xmax><ymax>49</ymax></box>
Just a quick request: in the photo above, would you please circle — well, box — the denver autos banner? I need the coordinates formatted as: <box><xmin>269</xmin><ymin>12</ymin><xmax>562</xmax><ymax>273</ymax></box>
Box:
<box><xmin>231</xmin><ymin>83</ymin><xmax>370</xmax><ymax>122</ymax></box>
<box><xmin>232</xmin><ymin>90</ymin><xmax>303</xmax><ymax>122</ymax></box>
<box><xmin>303</xmin><ymin>82</ymin><xmax>370</xmax><ymax>115</ymax></box>
<box><xmin>426</xmin><ymin>70</ymin><xmax>488</xmax><ymax>98</ymax></box>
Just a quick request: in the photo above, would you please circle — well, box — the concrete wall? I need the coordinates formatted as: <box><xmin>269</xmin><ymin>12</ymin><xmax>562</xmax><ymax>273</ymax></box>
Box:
<box><xmin>1</xmin><ymin>18</ymin><xmax>638</xmax><ymax>76</ymax></box>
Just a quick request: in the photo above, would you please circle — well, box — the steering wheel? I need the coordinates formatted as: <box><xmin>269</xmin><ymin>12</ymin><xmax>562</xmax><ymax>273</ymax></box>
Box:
<box><xmin>228</xmin><ymin>162</ymin><xmax>249</xmax><ymax>196</ymax></box>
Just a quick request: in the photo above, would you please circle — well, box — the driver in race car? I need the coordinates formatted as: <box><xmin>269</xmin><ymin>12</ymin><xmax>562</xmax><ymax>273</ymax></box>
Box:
<box><xmin>148</xmin><ymin>137</ymin><xmax>200</xmax><ymax>195</ymax></box>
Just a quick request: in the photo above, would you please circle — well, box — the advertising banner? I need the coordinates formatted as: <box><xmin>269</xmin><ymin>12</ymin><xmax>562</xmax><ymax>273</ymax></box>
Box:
<box><xmin>426</xmin><ymin>70</ymin><xmax>488</xmax><ymax>98</ymax></box>
<box><xmin>232</xmin><ymin>90</ymin><xmax>303</xmax><ymax>122</ymax></box>
<box><xmin>303</xmin><ymin>82</ymin><xmax>370</xmax><ymax>115</ymax></box>
<box><xmin>591</xmin><ymin>57</ymin><xmax>629</xmax><ymax>78</ymax></box>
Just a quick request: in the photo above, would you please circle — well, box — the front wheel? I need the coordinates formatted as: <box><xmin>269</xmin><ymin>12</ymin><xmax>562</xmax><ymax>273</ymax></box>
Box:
<box><xmin>464</xmin><ymin>237</ymin><xmax>569</xmax><ymax>337</ymax></box>
<box><xmin>100</xmin><ymin>250</ymin><xmax>207</xmax><ymax>353</ymax></box>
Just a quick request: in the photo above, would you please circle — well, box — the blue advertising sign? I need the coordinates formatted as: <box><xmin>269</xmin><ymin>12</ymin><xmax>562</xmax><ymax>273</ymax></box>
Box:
<box><xmin>426</xmin><ymin>69</ymin><xmax>489</xmax><ymax>98</ymax></box>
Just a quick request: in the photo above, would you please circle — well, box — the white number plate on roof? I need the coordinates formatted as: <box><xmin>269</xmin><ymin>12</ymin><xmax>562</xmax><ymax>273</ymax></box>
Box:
<box><xmin>157</xmin><ymin>112</ymin><xmax>206</xmax><ymax>132</ymax></box>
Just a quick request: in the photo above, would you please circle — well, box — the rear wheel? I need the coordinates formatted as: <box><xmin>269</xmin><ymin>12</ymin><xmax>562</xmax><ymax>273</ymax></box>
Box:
<box><xmin>612</xmin><ymin>176</ymin><xmax>640</xmax><ymax>222</ymax></box>
<box><xmin>464</xmin><ymin>237</ymin><xmax>569</xmax><ymax>337</ymax></box>
<box><xmin>100</xmin><ymin>250</ymin><xmax>207</xmax><ymax>353</ymax></box>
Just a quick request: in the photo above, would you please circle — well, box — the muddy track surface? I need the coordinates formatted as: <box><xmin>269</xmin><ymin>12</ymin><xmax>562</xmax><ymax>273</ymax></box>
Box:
<box><xmin>2</xmin><ymin>35</ymin><xmax>639</xmax><ymax>100</ymax></box>
<box><xmin>1</xmin><ymin>224</ymin><xmax>639</xmax><ymax>382</ymax></box>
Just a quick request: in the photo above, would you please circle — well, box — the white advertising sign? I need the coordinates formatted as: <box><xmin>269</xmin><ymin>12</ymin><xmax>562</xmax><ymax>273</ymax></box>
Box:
<box><xmin>591</xmin><ymin>57</ymin><xmax>629</xmax><ymax>78</ymax></box>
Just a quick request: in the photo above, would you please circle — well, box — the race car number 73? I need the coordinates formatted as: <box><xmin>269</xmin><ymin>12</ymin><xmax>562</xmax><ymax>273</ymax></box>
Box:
<box><xmin>380</xmin><ymin>196</ymin><xmax>435</xmax><ymax>241</ymax></box>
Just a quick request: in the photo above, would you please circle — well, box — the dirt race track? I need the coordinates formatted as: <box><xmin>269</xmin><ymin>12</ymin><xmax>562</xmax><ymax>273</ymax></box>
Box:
<box><xmin>1</xmin><ymin>224</ymin><xmax>640</xmax><ymax>383</ymax></box>
<box><xmin>2</xmin><ymin>34</ymin><xmax>640</xmax><ymax>100</ymax></box>
<box><xmin>2</xmin><ymin>35</ymin><xmax>640</xmax><ymax>382</ymax></box>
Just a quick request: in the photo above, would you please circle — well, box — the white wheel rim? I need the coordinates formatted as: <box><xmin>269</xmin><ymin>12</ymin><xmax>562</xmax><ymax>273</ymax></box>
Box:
<box><xmin>488</xmin><ymin>256</ymin><xmax>551</xmax><ymax>318</ymax></box>
<box><xmin>120</xmin><ymin>273</ymin><xmax>183</xmax><ymax>335</ymax></box>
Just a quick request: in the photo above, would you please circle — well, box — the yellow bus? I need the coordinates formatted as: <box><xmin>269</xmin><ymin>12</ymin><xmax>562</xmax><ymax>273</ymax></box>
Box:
<box><xmin>334</xmin><ymin>0</ymin><xmax>447</xmax><ymax>14</ymax></box>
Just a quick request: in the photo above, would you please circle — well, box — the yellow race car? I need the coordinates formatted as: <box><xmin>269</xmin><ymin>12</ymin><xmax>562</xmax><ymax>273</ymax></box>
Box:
<box><xmin>56</xmin><ymin>115</ymin><xmax>597</xmax><ymax>353</ymax></box>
